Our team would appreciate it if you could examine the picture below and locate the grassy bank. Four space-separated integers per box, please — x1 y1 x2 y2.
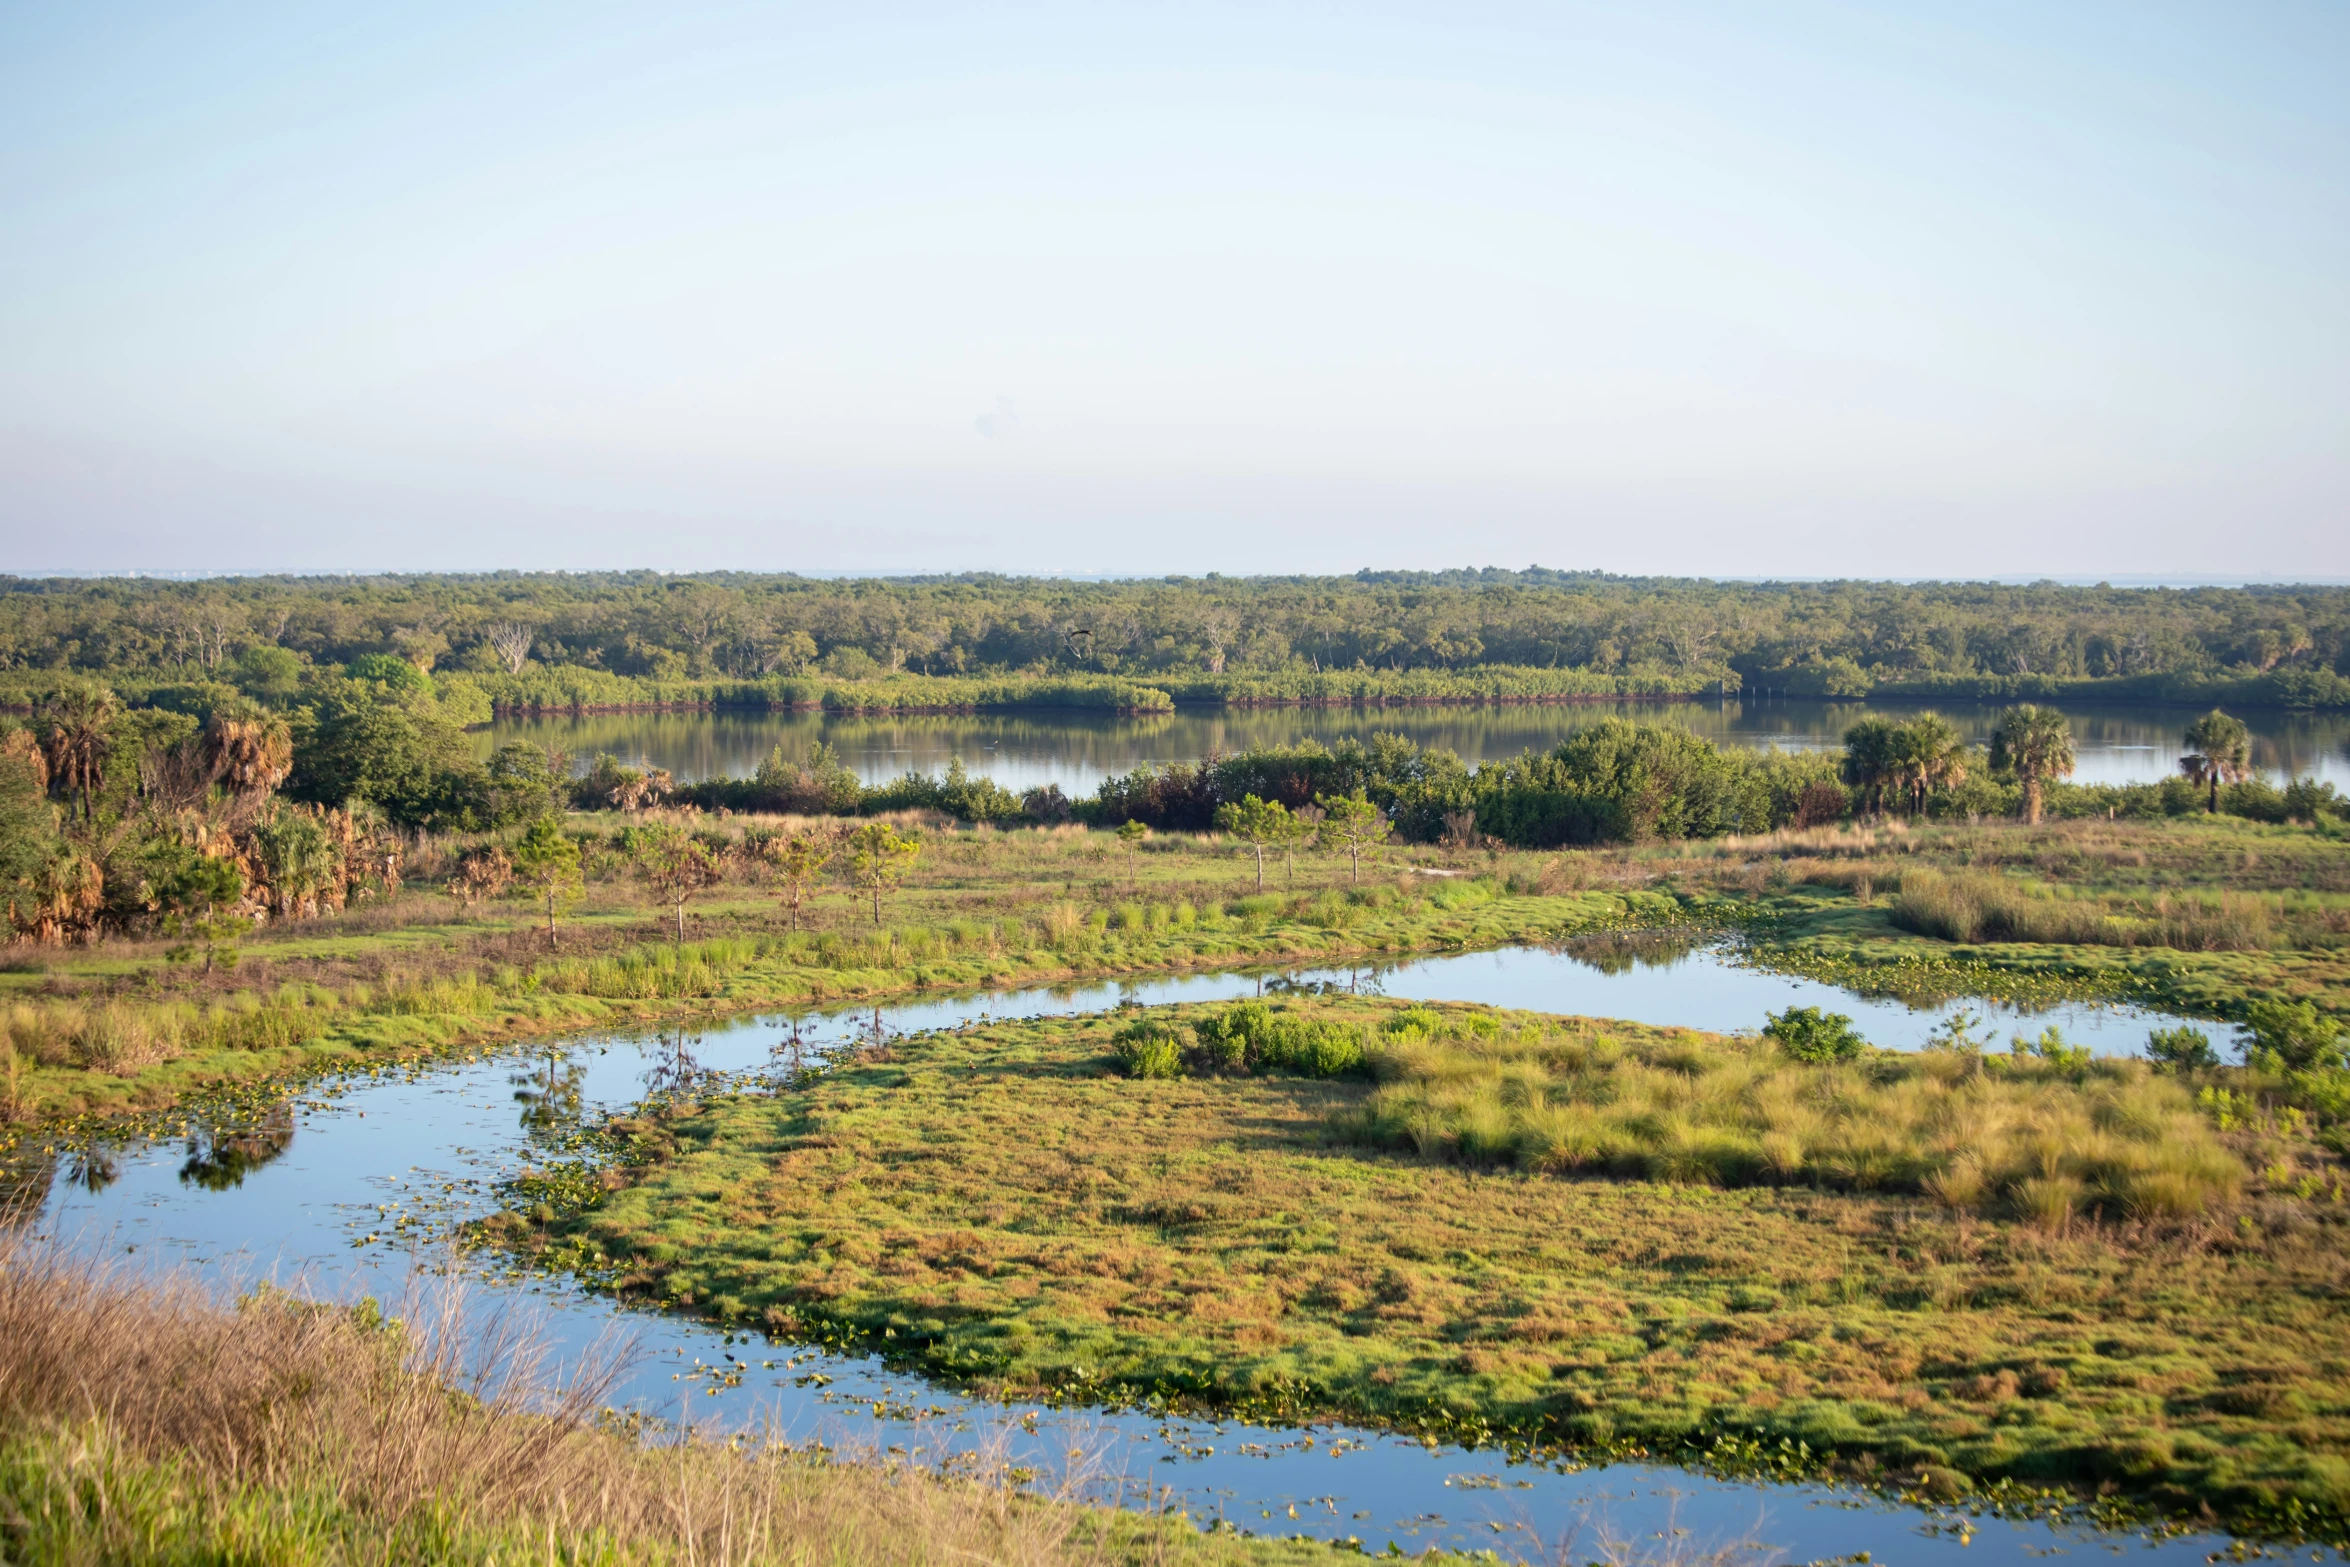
0 817 1700 1122
1569 814 2350 1026
496 998 2350 1540
0 1244 1364 1567
9 810 2344 1127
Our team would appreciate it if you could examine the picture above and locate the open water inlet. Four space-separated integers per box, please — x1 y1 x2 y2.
21 945 2255 1562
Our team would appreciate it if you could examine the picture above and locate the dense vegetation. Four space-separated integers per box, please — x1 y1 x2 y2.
7 569 2350 709
5 639 2346 956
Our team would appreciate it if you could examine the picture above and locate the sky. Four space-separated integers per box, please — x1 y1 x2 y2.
1 2 2344 580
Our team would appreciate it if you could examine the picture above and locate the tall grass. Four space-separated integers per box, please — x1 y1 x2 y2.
0 1244 1250 1567
1333 1011 2244 1224
1891 866 2273 952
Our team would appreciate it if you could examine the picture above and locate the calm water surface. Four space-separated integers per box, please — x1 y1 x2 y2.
476 697 2350 795
23 947 2241 1562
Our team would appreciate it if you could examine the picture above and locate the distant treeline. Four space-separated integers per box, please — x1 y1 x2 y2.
6 569 2350 709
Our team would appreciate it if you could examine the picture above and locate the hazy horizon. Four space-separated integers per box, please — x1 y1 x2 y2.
4 3 2344 578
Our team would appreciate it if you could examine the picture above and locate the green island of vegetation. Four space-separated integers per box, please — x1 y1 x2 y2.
483 993 2349 1538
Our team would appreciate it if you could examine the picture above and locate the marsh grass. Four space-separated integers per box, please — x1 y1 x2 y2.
0 1243 1322 1567
3 836 1659 1119
1336 1010 2244 1221
1890 867 2275 953
531 1001 2350 1532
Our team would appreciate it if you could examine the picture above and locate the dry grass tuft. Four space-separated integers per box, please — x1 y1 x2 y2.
0 1243 1244 1567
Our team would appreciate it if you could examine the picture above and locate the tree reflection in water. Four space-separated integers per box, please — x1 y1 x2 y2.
510 1048 588 1142
1551 929 1706 975
644 1030 708 1098
67 1145 119 1195
179 1104 295 1191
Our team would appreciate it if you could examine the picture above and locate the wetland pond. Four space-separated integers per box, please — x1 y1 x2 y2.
476 695 2350 795
23 944 2247 1562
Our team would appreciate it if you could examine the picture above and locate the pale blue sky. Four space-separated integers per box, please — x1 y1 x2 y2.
2 2 2343 577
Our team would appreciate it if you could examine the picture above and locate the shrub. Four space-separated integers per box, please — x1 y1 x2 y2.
1762 1006 1867 1063
2237 1000 2345 1072
2011 1025 2092 1071
2145 1026 2219 1073
1111 1018 1187 1079
1193 1001 1366 1078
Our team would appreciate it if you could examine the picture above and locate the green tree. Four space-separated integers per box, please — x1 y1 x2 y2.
248 808 340 920
1315 792 1391 881
632 823 725 943
2180 709 2253 814
0 730 54 894
484 743 567 827
1214 794 1292 892
1989 705 2075 826
155 850 248 974
847 821 920 925
511 816 583 948
287 678 481 827
760 827 838 931
37 685 118 824
229 644 305 706
1114 818 1150 887
1891 713 1967 817
1839 717 1899 817
2144 1026 2218 1073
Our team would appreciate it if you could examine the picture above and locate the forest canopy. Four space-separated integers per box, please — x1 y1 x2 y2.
4 570 2349 703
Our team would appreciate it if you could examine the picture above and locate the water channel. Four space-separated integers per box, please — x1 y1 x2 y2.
475 696 2350 796
21 944 2249 1563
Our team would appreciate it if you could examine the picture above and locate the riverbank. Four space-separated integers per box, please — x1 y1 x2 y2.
0 872 1702 1123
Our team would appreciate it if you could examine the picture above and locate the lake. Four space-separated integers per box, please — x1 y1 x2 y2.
473 696 2350 795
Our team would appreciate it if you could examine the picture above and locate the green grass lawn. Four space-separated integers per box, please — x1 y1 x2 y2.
504 998 2350 1538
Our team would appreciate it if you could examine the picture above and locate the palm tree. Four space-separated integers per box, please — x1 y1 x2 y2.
1989 705 2075 826
1893 714 1966 817
249 808 341 920
1839 718 1899 816
203 713 294 799
2179 709 2252 813
37 686 118 824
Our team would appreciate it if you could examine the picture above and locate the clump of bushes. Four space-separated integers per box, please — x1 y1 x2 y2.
2145 1026 2220 1073
1761 1005 1866 1063
1110 1001 1366 1081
